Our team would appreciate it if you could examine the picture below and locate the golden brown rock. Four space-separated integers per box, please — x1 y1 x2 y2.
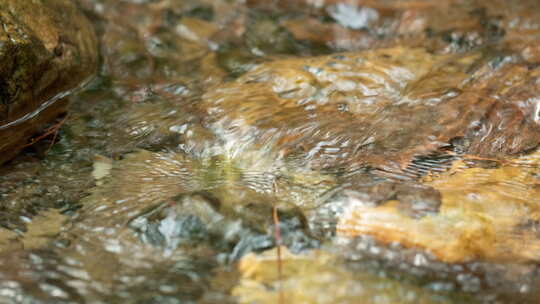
337 151 540 263
200 46 540 177
232 247 462 303
0 0 98 164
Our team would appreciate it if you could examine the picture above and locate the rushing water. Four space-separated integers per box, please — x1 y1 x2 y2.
1 0 540 303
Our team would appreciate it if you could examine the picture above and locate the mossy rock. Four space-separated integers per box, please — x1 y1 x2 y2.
0 0 98 164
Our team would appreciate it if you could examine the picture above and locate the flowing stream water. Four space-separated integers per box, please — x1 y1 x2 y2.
1 0 540 303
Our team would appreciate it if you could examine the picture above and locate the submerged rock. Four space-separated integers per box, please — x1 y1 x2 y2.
231 247 472 303
0 0 98 164
6 45 534 301
340 150 540 263
3 0 540 302
199 46 540 177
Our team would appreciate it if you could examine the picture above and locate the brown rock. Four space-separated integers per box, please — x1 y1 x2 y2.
0 0 98 164
199 47 540 178
337 151 540 263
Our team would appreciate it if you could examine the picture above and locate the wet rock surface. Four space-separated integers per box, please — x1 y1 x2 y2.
200 47 540 175
0 0 98 164
232 247 474 303
1 0 540 303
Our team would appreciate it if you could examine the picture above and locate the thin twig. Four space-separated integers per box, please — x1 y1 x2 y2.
21 115 68 152
272 202 285 304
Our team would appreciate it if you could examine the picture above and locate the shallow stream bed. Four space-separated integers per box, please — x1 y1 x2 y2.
1 0 540 303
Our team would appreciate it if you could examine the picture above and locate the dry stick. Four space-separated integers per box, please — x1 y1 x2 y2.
272 202 285 304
